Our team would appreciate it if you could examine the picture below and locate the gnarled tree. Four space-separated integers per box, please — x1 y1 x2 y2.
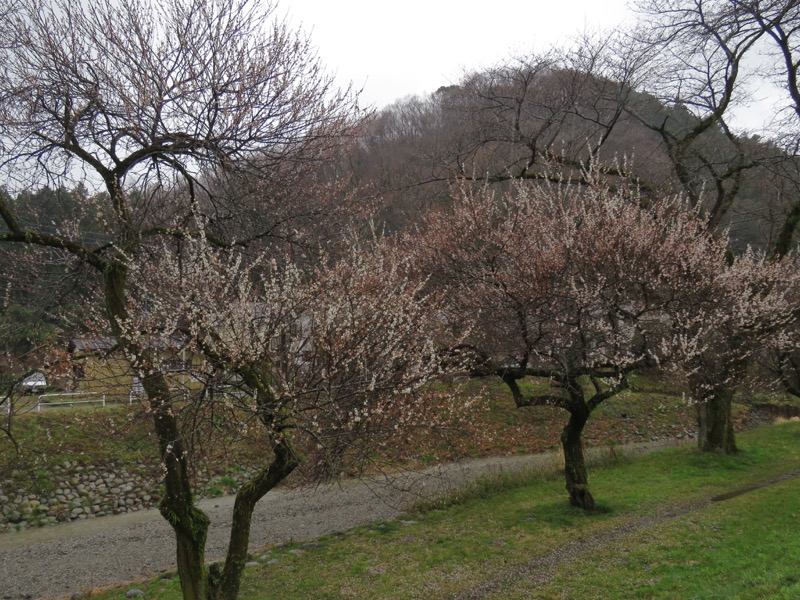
417 168 734 509
0 0 369 597
115 228 460 599
678 249 800 452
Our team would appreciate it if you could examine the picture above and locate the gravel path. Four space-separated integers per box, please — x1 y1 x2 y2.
0 440 684 600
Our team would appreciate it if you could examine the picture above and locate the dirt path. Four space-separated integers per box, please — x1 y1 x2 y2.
454 469 800 600
0 440 684 600
453 498 710 600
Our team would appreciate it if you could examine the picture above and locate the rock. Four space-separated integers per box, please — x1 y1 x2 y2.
245 561 259 568
70 592 85 600
125 589 145 598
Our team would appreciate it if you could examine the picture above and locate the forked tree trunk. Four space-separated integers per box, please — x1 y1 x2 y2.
561 404 595 510
696 387 737 454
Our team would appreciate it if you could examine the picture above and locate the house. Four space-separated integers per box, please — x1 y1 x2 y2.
67 335 203 398
19 371 47 394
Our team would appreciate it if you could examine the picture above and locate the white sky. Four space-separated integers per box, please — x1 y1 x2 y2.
282 0 784 133
283 0 634 109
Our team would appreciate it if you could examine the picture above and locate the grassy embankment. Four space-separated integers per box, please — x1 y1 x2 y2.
2 371 698 476
84 420 800 599
1 370 793 495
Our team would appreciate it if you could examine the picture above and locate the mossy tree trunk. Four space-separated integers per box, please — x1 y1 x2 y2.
690 358 742 455
501 370 629 512
147 371 211 600
696 386 738 454
104 262 212 599
211 440 299 600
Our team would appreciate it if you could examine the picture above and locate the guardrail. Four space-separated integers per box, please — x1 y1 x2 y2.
35 392 107 411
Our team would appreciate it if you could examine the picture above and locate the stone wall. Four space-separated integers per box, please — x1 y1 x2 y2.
0 460 260 533
0 460 161 532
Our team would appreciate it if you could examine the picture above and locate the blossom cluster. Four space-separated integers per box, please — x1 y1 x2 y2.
416 167 800 404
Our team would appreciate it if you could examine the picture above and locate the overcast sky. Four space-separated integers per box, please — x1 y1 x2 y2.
281 0 785 133
283 0 634 109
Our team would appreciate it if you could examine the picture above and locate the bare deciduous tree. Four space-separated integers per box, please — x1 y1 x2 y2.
0 0 392 597
628 0 769 229
625 0 800 451
351 35 649 231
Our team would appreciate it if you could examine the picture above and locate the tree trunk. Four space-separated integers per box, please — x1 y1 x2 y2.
213 441 299 600
173 507 211 600
561 404 595 510
696 386 737 453
145 371 212 600
103 262 212 599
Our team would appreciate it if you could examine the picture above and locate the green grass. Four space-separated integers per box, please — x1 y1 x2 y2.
516 475 800 599
86 421 800 599
1 406 156 466
1 371 694 488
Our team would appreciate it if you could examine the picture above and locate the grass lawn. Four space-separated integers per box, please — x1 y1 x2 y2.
523 476 800 599
89 421 800 599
